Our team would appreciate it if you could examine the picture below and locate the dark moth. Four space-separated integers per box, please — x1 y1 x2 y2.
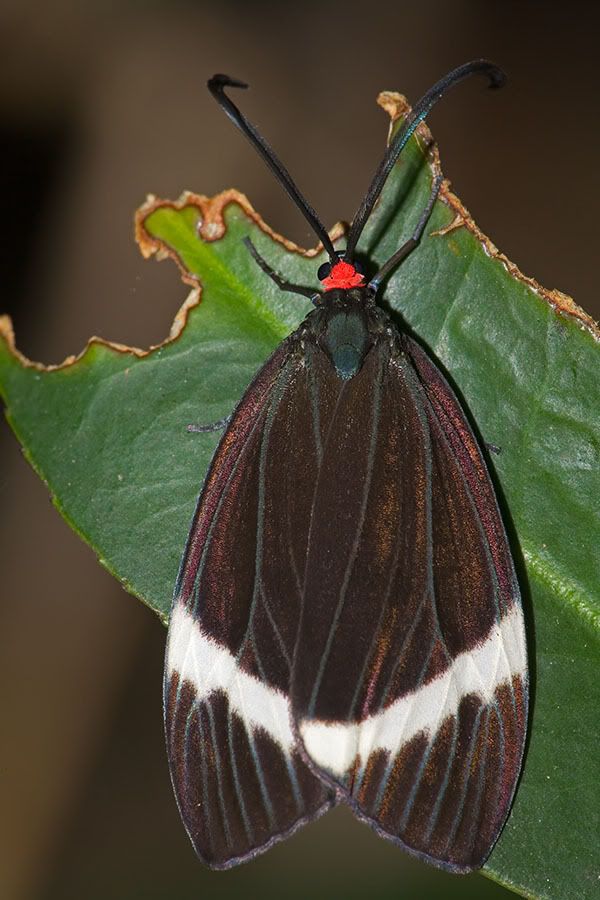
164 61 528 873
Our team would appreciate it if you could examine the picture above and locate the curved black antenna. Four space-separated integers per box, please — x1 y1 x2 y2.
208 74 338 262
344 59 506 261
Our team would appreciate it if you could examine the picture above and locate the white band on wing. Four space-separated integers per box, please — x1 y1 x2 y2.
167 602 296 755
299 604 527 777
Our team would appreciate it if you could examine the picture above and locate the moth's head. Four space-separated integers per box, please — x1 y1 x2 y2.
318 256 366 292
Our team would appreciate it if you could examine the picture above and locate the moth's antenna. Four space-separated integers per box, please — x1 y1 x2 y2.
208 74 339 263
344 60 506 261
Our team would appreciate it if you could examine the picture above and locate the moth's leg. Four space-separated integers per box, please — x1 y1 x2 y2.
244 238 320 304
187 416 231 434
369 174 444 292
486 441 502 455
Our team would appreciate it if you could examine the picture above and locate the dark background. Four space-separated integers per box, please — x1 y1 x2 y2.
1 3 598 898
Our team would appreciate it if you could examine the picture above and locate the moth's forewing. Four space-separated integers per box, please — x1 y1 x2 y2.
164 292 527 873
291 320 528 873
164 337 334 869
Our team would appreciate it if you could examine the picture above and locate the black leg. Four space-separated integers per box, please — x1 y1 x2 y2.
368 174 444 292
244 238 320 304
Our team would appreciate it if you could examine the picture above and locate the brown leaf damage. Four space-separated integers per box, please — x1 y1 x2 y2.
0 90 597 379
378 91 599 341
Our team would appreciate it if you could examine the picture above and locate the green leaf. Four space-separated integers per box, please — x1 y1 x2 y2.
1 92 598 898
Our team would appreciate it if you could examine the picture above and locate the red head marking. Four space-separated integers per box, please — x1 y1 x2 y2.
321 260 366 291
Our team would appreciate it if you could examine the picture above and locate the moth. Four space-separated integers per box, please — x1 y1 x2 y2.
164 60 528 873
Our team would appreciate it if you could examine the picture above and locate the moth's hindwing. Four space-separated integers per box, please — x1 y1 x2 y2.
291 328 528 873
164 338 335 869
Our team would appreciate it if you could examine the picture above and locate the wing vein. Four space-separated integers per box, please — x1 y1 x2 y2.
206 696 233 848
226 704 254 844
307 354 385 717
440 705 485 854
398 669 458 830
260 584 292 671
422 711 460 842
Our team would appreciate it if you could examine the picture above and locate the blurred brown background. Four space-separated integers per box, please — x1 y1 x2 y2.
1 2 598 899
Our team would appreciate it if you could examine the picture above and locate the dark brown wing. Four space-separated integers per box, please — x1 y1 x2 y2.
291 334 528 872
164 339 335 869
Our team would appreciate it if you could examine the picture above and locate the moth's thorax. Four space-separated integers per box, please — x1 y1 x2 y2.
303 288 392 380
